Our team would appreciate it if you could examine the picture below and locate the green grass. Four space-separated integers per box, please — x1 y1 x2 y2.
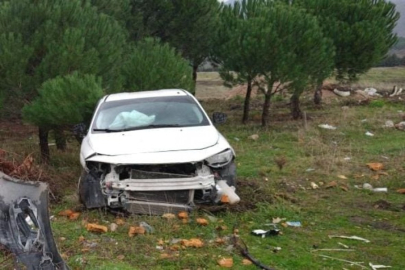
1 70 405 269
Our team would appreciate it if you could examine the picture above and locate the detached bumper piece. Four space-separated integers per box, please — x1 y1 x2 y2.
0 172 69 270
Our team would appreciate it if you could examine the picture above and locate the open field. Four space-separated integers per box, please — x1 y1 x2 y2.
1 68 405 269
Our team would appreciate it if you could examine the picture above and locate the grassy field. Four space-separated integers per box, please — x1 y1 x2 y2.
1 68 405 269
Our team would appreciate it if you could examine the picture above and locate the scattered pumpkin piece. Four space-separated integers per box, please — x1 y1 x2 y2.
181 238 204 248
221 195 230 203
218 257 233 268
397 188 405 194
196 218 209 226
325 181 337 189
86 223 108 233
128 226 145 237
242 259 253 265
215 238 225 245
115 218 125 225
177 211 188 219
69 212 80 220
366 163 384 171
162 213 176 220
58 209 73 217
170 244 181 251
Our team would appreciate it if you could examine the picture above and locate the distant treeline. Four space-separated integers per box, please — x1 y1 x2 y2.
377 37 405 67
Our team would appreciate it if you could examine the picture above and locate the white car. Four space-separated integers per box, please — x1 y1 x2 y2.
79 89 239 215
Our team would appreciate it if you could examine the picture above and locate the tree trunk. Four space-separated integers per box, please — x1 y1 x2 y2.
290 94 302 120
39 127 50 163
242 79 253 124
261 93 272 127
314 83 323 105
54 127 67 151
192 63 198 83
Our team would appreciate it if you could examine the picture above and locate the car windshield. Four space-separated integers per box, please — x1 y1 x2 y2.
91 95 210 132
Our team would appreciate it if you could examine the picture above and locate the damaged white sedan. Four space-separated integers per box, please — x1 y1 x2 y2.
79 89 239 215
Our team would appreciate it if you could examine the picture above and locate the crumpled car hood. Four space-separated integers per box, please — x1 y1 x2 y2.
87 126 219 156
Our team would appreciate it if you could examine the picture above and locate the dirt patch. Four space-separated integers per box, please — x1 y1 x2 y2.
373 199 393 210
350 215 405 233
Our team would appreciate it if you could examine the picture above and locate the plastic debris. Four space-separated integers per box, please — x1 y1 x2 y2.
373 187 387 193
365 131 374 136
369 262 392 270
286 221 302 227
328 235 370 243
338 242 350 249
363 183 373 190
251 229 280 238
140 221 154 233
318 124 337 130
364 88 380 96
383 120 394 128
310 182 319 189
109 223 118 232
337 175 348 180
333 89 351 97
317 254 366 269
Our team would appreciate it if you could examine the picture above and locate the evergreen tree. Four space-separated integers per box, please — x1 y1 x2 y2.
123 38 194 93
0 0 128 161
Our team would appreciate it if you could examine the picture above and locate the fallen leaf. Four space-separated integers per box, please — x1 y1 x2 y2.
233 228 239 234
215 238 226 245
218 257 233 268
196 218 209 226
160 253 171 259
68 212 80 220
117 255 125 260
181 218 189 224
397 188 405 194
78 236 85 242
242 259 253 265
177 211 188 219
377 171 389 176
115 218 125 225
340 185 349 192
59 237 66 241
157 239 164 245
366 163 384 171
86 223 108 233
181 238 204 248
58 209 73 217
128 226 145 237
162 213 176 220
170 244 181 251
272 217 285 224
337 175 348 180
325 181 337 189
216 225 227 231
281 222 288 228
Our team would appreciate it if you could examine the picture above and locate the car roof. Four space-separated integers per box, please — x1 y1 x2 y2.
104 89 190 102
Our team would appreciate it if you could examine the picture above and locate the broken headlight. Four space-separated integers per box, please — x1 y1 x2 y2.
205 149 233 168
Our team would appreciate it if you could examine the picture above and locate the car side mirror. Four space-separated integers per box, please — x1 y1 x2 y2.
212 112 227 125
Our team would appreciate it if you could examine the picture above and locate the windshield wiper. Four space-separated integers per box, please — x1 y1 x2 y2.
93 124 182 133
